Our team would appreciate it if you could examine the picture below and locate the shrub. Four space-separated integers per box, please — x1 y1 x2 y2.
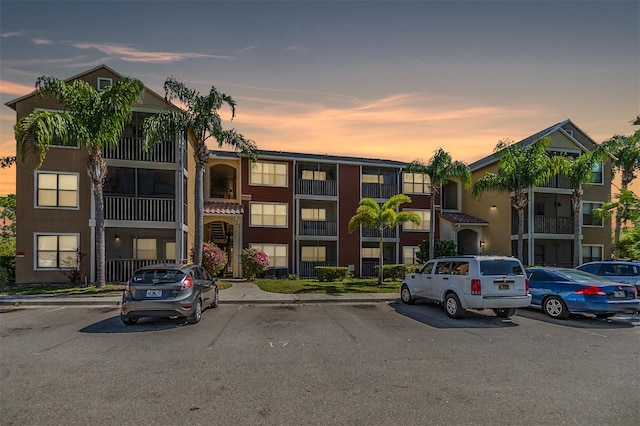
241 247 269 280
194 242 228 277
0 266 9 286
374 264 416 281
315 266 350 282
416 240 459 263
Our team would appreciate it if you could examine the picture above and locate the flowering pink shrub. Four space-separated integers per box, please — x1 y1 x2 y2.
240 247 269 280
192 242 228 277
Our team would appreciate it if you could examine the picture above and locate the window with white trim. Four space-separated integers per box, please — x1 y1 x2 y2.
301 208 326 221
362 247 380 258
133 238 157 260
582 245 603 263
97 77 112 91
403 246 420 265
403 172 430 194
250 203 288 227
36 172 79 208
250 244 288 267
582 202 603 227
250 161 288 187
301 246 326 262
301 170 326 180
36 234 79 269
591 161 603 184
403 210 430 231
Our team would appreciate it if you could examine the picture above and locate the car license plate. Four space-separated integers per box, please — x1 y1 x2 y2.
498 284 509 290
146 289 162 297
613 290 625 298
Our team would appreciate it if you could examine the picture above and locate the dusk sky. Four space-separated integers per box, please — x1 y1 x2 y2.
1 0 638 197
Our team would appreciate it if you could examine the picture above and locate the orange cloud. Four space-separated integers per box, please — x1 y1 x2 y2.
72 43 232 63
0 80 35 96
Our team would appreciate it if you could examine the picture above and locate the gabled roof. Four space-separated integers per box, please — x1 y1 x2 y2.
468 119 597 171
439 211 489 226
5 64 168 110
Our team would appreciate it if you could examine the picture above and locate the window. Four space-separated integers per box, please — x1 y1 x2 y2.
36 234 79 269
301 208 326 221
362 247 380 258
250 203 288 227
302 170 326 180
250 161 287 187
582 245 603 263
403 210 430 231
403 172 430 194
564 129 574 137
362 174 383 184
250 244 288 267
301 246 326 262
403 246 420 265
133 238 157 260
583 202 603 226
165 241 176 260
591 162 603 184
97 77 112 91
36 172 79 208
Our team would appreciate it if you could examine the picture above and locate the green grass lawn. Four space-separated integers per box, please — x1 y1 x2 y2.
251 277 401 294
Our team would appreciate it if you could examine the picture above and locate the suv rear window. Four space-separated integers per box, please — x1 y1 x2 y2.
480 260 523 276
131 269 185 284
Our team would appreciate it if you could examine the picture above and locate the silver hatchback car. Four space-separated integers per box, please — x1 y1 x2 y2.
120 263 219 325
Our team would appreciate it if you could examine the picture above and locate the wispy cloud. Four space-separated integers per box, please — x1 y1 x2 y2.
0 80 36 96
32 38 53 45
239 45 258 53
72 42 233 63
284 45 312 52
1 31 26 38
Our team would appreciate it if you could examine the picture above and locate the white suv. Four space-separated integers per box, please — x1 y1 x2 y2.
400 255 531 319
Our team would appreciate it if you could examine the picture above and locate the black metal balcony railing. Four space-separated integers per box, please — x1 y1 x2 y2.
299 220 337 236
105 196 175 222
362 183 398 199
511 216 574 235
106 258 180 283
297 179 337 196
299 261 337 277
103 137 176 163
362 227 397 238
539 174 572 189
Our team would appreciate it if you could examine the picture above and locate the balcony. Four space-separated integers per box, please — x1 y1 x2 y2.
103 137 176 163
362 183 398 199
299 261 337 278
512 216 574 235
362 227 397 238
299 220 337 236
106 258 178 283
539 174 572 189
297 179 337 197
105 196 175 222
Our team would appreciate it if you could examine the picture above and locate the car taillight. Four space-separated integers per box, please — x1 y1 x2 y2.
124 280 131 295
574 286 606 296
181 275 194 291
525 278 529 293
471 279 481 295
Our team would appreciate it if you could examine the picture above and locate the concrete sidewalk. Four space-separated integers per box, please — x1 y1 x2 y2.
0 280 399 307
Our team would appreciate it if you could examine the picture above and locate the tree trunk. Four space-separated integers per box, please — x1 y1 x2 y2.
87 150 107 288
378 228 384 285
429 190 436 260
613 215 621 259
193 161 204 265
572 191 581 267
517 207 525 264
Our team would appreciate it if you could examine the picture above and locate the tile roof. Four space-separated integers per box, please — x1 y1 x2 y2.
203 202 244 215
439 211 489 225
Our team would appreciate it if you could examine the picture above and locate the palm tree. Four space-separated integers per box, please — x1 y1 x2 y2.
348 194 421 285
143 78 258 265
472 137 559 263
555 144 611 267
407 149 471 260
15 76 144 288
604 118 640 258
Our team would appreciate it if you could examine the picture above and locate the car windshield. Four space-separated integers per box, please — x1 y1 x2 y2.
553 269 608 283
131 269 185 284
480 260 523 276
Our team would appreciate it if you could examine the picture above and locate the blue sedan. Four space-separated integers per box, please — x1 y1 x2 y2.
526 267 640 319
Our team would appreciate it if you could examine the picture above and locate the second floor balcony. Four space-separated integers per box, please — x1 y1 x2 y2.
362 227 397 239
299 220 337 236
103 137 176 163
297 179 337 197
105 196 175 222
362 183 398 199
512 215 574 235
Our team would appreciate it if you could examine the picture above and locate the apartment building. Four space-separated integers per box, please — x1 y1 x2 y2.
6 65 195 284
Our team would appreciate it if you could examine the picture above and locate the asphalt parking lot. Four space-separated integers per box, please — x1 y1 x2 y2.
1 302 639 425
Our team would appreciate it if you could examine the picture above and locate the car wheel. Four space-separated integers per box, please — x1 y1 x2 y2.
121 316 138 325
187 299 202 324
210 288 219 309
543 296 569 319
400 285 415 304
595 313 615 318
493 308 516 318
444 293 465 319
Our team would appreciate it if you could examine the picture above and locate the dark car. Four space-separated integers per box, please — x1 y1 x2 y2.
576 260 640 294
526 267 639 319
120 263 219 325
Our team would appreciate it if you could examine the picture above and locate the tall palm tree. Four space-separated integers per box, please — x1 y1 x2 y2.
348 194 421 285
15 76 145 288
555 144 611 267
143 78 258 265
472 137 558 263
407 149 471 260
605 118 640 258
